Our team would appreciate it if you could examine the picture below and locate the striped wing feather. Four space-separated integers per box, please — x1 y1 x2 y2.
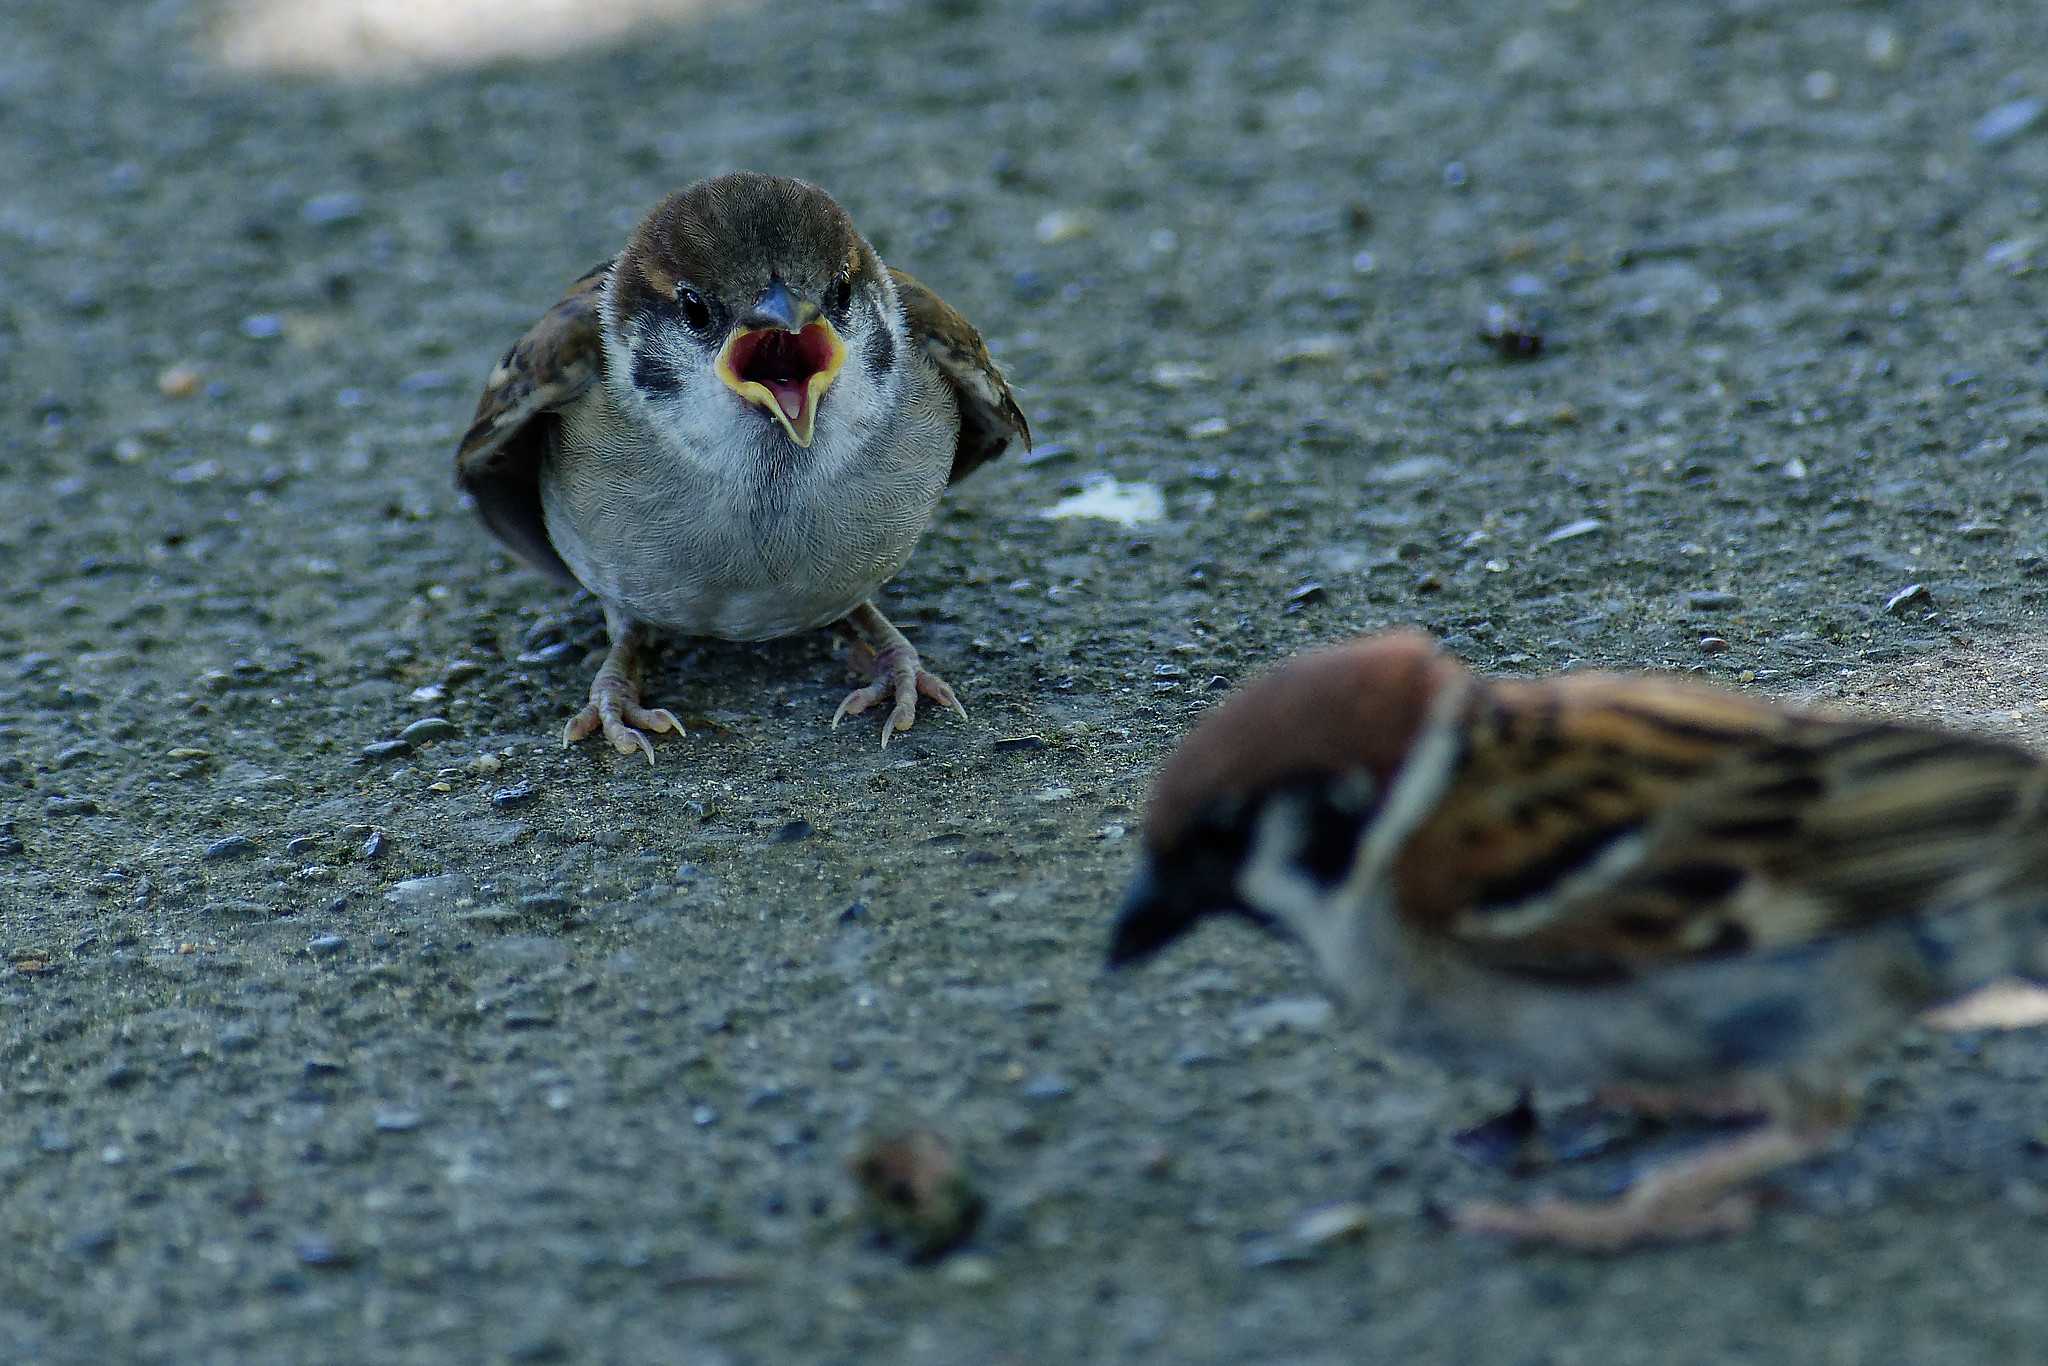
452 260 612 586
888 268 1030 483
1400 675 2043 982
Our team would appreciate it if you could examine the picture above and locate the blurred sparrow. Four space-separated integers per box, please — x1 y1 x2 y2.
456 172 1029 759
1111 630 2048 1250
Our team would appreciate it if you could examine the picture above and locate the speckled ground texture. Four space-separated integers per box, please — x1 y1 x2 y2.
7 0 2048 1361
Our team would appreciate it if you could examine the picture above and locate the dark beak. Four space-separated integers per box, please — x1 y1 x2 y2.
1107 857 1198 969
739 279 807 333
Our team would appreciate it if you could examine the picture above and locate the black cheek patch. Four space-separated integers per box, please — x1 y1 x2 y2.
864 318 896 383
630 344 682 394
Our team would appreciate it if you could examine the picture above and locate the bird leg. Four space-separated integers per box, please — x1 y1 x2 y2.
830 601 966 747
561 615 683 763
1452 1081 1854 1252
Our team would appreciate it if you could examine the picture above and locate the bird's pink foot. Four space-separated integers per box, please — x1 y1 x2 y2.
832 638 967 748
1449 1116 1832 1252
562 672 682 764
1451 1187 1758 1252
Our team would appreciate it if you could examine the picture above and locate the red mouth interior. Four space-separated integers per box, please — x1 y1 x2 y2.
728 324 836 422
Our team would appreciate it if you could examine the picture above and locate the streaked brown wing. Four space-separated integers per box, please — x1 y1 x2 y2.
453 260 611 586
1405 675 2043 982
888 267 1030 482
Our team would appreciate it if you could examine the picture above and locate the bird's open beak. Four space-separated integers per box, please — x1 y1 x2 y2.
714 280 846 449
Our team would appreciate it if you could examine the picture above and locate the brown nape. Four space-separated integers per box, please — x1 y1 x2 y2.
1143 630 1471 853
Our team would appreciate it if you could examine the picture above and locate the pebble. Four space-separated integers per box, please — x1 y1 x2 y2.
156 364 204 398
992 735 1047 752
293 1235 354 1268
1274 334 1345 367
1019 1074 1073 1102
240 313 284 340
362 830 387 860
1477 303 1544 359
301 191 366 226
1699 636 1731 655
399 717 456 744
384 875 465 907
373 1107 423 1133
306 934 348 957
1884 582 1931 615
1291 1201 1372 1247
1685 590 1740 611
1542 518 1605 544
361 739 412 762
1231 996 1334 1040
491 784 540 810
772 818 814 843
203 834 257 862
47 797 100 817
940 1254 999 1288
1284 581 1327 609
1973 98 2043 148
165 747 212 761
1034 208 1094 244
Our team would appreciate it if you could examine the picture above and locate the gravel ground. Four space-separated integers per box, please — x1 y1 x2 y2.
6 1 2048 1362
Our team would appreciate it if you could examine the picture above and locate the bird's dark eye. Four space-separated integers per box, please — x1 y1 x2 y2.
825 273 853 319
676 286 713 334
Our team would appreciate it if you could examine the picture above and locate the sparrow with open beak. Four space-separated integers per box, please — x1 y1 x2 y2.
1111 630 2048 1251
456 173 1029 759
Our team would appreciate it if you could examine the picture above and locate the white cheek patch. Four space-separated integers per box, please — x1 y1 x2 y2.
1236 799 1331 930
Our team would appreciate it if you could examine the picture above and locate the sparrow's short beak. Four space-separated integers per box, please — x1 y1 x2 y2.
1107 857 1197 969
714 280 847 449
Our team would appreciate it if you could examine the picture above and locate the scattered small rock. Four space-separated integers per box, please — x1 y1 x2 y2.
991 735 1047 753
772 818 813 844
1973 98 2043 148
301 191 366 226
360 739 411 762
47 797 100 817
203 834 258 862
156 364 204 398
1884 582 1932 615
1542 518 1605 544
1477 303 1544 358
1019 1074 1073 1102
306 934 347 957
373 1107 423 1133
490 784 540 810
1685 590 1740 611
849 1126 985 1264
398 717 456 745
1284 581 1327 609
384 875 464 906
293 1234 355 1268
1698 636 1731 655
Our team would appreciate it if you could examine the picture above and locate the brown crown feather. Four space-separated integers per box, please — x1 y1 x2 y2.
610 172 880 324
1143 630 1470 854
